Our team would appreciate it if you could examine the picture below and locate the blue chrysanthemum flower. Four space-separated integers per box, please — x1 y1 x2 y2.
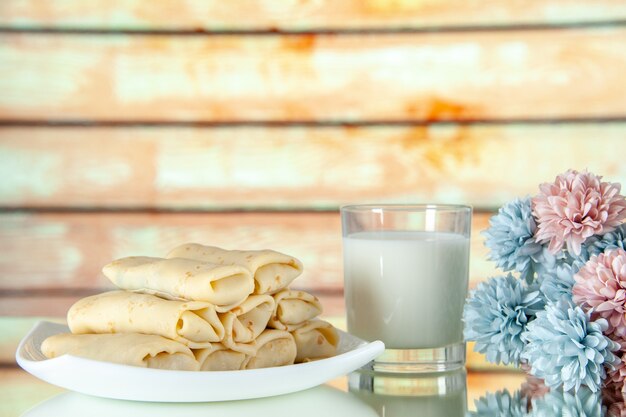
483 198 544 282
538 259 584 303
464 274 544 366
521 298 620 393
533 245 573 276
531 247 558 274
469 389 528 417
581 223 626 262
529 386 604 417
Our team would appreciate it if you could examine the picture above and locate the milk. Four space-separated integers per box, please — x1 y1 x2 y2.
343 231 470 349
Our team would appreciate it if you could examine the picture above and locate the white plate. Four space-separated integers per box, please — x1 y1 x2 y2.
16 321 384 402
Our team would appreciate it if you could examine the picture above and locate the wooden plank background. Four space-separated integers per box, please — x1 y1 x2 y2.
1 125 625 210
1 1 624 373
1 0 625 30
2 29 626 122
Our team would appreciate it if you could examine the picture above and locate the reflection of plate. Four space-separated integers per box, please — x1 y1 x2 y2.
22 386 378 417
16 321 384 402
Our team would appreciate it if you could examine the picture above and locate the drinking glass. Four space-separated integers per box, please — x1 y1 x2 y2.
341 204 472 373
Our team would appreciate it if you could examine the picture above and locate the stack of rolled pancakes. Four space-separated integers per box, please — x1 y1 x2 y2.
42 243 339 371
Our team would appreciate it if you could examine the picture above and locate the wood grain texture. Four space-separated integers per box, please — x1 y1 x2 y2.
1 124 625 210
0 296 99 317
1 0 625 31
0 212 497 291
1 30 625 122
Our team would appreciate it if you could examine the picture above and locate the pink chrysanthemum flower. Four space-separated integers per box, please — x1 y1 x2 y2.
609 402 626 417
605 381 626 416
607 350 626 391
573 249 626 338
532 170 626 256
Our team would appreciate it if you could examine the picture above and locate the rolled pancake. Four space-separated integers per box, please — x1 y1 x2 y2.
243 330 297 370
268 290 323 331
219 295 274 354
194 343 248 371
41 333 199 371
102 256 254 310
167 243 303 294
291 320 339 363
68 291 224 348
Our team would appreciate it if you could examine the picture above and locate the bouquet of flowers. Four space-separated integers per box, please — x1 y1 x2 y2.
464 169 626 399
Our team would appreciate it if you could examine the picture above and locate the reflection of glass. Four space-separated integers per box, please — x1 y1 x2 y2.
342 205 471 373
349 369 467 417
21 385 377 417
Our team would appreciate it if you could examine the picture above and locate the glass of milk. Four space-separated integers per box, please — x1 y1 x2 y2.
341 204 471 373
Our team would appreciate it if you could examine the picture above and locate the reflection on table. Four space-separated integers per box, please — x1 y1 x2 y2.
23 370 470 417
468 381 621 417
22 385 376 417
20 366 616 417
350 369 467 417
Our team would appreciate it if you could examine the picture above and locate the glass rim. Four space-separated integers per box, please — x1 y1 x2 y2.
340 204 472 213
